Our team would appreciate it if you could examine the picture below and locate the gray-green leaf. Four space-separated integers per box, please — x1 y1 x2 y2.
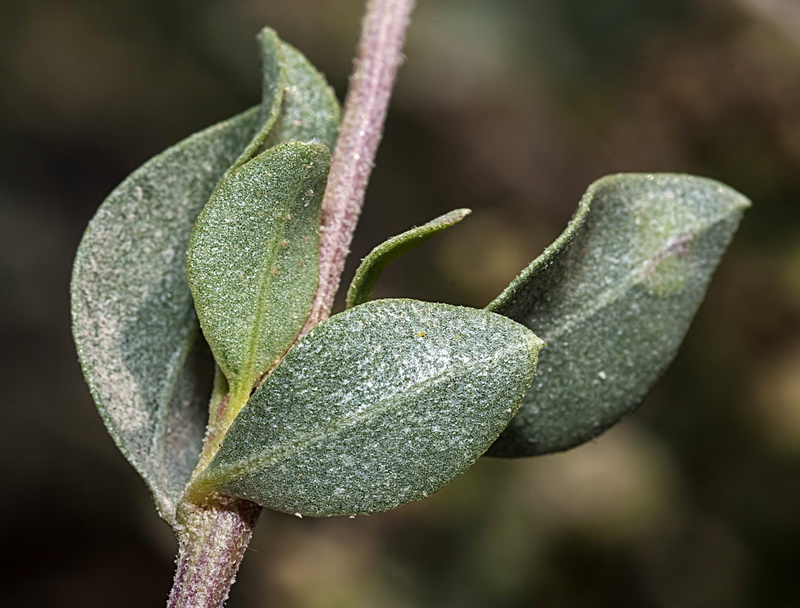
71 109 261 525
346 209 471 309
266 41 340 150
186 142 331 405
232 28 341 169
71 27 341 526
486 173 750 457
230 28 286 171
194 299 543 517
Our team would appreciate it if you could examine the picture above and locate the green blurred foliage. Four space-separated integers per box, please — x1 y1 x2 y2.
1 1 798 606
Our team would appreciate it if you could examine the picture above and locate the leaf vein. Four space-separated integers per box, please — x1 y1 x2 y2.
205 343 524 488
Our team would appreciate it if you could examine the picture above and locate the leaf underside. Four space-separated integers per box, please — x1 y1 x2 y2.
486 173 750 457
266 41 340 150
71 27 341 526
346 209 471 309
197 299 543 517
187 142 331 398
71 109 260 524
230 28 286 171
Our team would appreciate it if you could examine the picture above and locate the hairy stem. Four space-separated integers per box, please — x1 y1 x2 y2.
167 1 415 606
303 0 416 332
168 497 260 608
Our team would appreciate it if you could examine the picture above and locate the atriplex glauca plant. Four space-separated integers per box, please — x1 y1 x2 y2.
70 1 749 606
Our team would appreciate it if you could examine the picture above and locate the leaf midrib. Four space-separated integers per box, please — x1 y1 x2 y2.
149 321 202 462
203 342 527 488
523 212 735 343
237 166 313 395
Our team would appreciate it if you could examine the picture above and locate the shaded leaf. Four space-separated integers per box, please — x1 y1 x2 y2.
71 109 261 525
194 299 543 517
231 28 341 168
186 143 331 409
71 27 342 525
266 42 341 150
486 173 750 457
346 209 471 309
229 28 286 171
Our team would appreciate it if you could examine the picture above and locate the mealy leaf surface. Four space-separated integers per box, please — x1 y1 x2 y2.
266 42 340 150
186 142 331 406
71 109 260 524
71 28 341 525
486 173 750 457
196 299 543 516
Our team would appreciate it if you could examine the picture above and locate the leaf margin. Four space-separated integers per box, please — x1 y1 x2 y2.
486 172 751 457
191 298 544 516
346 208 471 309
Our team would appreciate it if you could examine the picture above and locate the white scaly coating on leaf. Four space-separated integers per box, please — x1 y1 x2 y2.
234 29 341 168
194 299 543 517
72 28 342 526
265 41 341 150
71 109 260 524
486 173 750 457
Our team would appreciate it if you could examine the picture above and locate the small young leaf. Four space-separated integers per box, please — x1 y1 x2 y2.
486 174 750 457
186 142 331 407
266 42 341 150
71 109 261 525
230 29 341 168
346 209 471 308
193 299 543 517
71 27 342 526
230 28 287 171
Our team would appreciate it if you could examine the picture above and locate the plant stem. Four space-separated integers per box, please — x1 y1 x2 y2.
166 1 415 606
168 497 261 608
303 0 416 332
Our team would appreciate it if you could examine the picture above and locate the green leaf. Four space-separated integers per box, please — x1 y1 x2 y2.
186 142 331 409
193 299 544 517
71 27 341 526
266 41 341 150
346 209 471 309
230 28 341 168
230 28 287 171
486 173 750 457
71 109 261 525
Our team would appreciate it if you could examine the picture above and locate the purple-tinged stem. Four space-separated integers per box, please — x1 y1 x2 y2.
167 497 260 608
166 1 416 607
303 0 416 332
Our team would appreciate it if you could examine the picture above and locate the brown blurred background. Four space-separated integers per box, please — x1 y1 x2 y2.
1 0 799 606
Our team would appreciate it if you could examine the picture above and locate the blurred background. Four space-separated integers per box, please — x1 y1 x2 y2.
1 0 799 606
